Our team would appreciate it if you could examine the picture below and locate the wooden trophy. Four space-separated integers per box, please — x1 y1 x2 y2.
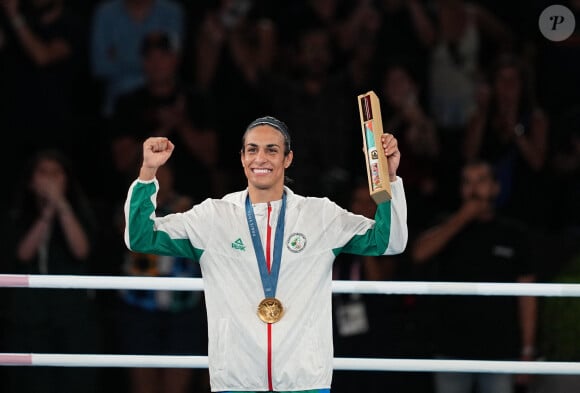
357 90 392 204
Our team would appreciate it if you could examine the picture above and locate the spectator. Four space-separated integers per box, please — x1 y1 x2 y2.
374 0 435 88
109 30 222 202
427 0 514 131
113 163 209 393
332 179 432 393
90 0 185 117
380 60 444 224
259 20 359 201
193 0 275 186
0 0 85 164
278 0 381 72
1 149 102 393
463 53 549 227
411 159 537 393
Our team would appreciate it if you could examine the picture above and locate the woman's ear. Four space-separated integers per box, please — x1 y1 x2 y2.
284 151 294 168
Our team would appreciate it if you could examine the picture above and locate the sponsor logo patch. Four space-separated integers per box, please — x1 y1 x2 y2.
232 238 246 251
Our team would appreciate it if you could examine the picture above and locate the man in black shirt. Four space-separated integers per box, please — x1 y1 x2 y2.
411 160 537 393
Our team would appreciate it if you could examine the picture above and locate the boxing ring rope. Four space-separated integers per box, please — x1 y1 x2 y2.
1 274 580 374
3 274 580 296
3 354 580 375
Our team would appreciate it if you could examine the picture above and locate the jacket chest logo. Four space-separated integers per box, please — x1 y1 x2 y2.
287 233 307 253
232 238 246 251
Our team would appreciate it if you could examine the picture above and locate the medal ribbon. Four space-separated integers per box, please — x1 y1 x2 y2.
245 192 286 299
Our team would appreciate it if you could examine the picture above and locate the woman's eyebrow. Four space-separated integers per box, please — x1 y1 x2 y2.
245 143 281 148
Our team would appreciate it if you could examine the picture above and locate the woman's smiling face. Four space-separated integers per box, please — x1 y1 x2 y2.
241 125 293 192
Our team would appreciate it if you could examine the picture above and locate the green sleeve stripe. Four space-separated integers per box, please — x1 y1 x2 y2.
339 200 392 256
128 182 204 262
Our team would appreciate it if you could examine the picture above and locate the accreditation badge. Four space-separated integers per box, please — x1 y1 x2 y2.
335 296 369 337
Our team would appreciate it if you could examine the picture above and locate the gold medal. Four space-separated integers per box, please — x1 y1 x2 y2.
257 297 284 323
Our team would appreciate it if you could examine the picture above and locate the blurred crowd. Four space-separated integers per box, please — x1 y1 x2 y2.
0 0 579 392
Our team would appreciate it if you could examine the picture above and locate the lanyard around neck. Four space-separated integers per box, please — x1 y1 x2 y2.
245 192 286 298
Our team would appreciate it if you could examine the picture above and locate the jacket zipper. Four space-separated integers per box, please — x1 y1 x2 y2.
266 202 273 391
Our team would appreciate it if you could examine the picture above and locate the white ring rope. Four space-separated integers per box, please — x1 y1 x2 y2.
0 274 579 297
2 274 579 374
1 354 580 374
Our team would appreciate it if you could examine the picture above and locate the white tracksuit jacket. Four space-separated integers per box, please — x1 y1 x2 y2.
124 178 408 392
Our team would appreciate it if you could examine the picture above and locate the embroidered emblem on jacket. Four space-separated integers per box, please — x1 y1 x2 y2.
287 233 307 253
232 238 246 251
